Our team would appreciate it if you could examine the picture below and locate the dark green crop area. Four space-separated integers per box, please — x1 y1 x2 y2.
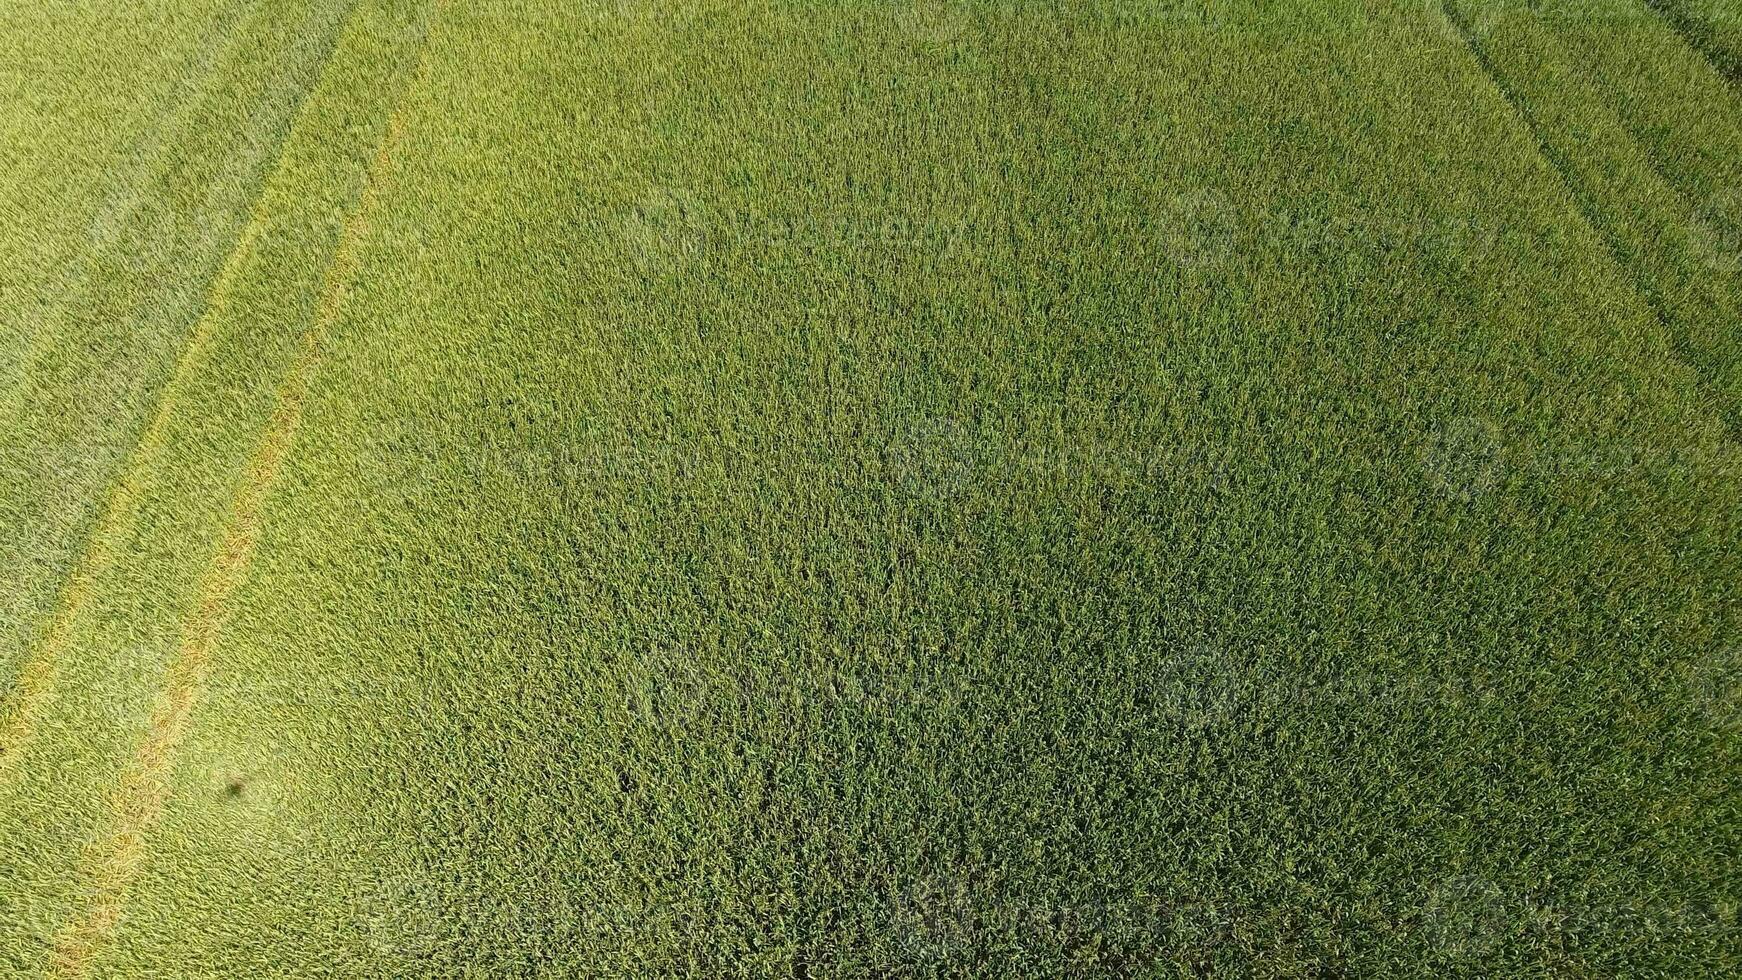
1 1 1738 977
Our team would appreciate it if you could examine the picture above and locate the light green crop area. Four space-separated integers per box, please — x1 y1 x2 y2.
1 1 1737 977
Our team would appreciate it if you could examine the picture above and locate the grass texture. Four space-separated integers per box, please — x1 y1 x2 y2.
0 1 1738 977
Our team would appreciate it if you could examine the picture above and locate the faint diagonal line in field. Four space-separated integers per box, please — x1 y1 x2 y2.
42 6 444 975
0 0 366 788
1639 0 1742 95
1439 0 1742 441
1547 27 1702 220
0 0 254 425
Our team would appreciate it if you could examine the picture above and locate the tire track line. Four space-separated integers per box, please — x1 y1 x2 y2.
1639 0 1742 95
0 0 365 789
0 0 254 425
43 8 443 975
1439 0 1742 440
0 216 266 790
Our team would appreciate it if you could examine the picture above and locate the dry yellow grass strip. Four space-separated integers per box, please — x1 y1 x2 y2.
41 25 437 979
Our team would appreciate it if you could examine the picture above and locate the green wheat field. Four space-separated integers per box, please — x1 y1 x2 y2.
1 0 1739 976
